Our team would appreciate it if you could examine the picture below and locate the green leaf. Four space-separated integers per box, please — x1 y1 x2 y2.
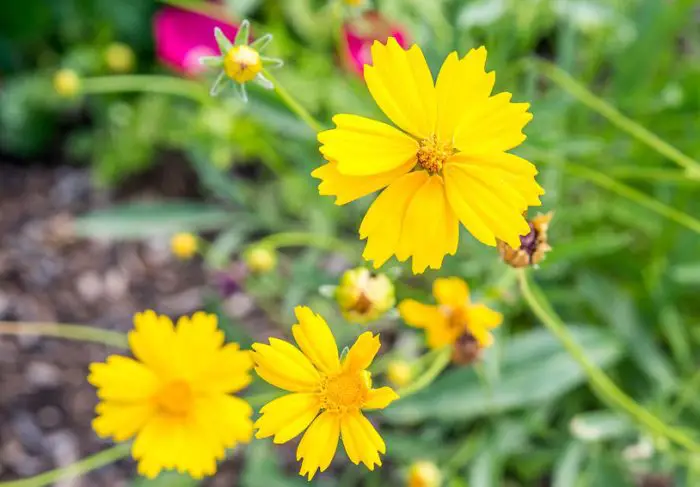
569 411 634 443
234 19 251 46
385 325 623 424
131 472 199 487
214 26 233 55
74 201 233 240
241 440 307 487
552 441 587 487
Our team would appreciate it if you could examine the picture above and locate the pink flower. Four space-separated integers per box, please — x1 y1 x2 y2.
154 6 238 75
341 12 409 76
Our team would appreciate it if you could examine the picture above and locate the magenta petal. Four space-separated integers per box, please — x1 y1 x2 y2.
154 6 239 75
341 11 410 76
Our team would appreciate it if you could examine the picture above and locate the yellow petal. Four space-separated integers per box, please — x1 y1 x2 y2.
364 387 399 410
194 343 253 394
255 393 321 444
364 38 436 139
469 324 495 348
297 412 341 480
129 310 177 375
93 401 154 441
433 277 470 307
194 394 254 449
318 114 418 176
393 175 459 273
340 411 385 470
311 160 414 205
253 339 321 392
453 92 532 154
360 171 429 269
291 306 340 374
344 332 381 372
468 303 503 330
397 300 444 329
425 324 460 349
444 161 530 248
88 356 160 401
174 312 225 379
435 47 495 142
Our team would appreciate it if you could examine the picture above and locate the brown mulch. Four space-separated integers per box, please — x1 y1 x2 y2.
0 161 244 486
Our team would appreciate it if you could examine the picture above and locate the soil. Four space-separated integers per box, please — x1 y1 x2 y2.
0 160 244 486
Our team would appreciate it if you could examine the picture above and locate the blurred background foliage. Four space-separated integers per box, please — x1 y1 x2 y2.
1 0 700 486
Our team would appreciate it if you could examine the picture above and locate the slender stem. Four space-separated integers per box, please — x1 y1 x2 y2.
253 231 356 258
528 148 700 235
262 69 324 133
517 269 700 453
669 368 700 421
81 75 209 103
606 167 700 184
0 444 130 487
0 322 128 348
397 347 451 398
532 59 700 176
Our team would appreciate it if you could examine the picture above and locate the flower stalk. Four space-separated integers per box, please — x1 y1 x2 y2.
0 321 128 348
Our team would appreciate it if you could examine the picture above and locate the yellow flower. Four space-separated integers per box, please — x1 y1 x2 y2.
224 45 263 83
105 42 135 73
244 246 277 273
398 277 502 350
170 233 198 260
386 360 412 388
312 39 543 273
53 69 81 97
88 311 254 479
253 306 399 480
335 267 395 324
408 461 442 487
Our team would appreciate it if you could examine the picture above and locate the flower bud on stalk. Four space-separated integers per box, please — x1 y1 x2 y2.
497 212 553 268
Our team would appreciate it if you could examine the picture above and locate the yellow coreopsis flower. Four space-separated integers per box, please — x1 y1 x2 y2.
312 39 543 273
88 311 254 479
398 277 502 351
253 306 399 480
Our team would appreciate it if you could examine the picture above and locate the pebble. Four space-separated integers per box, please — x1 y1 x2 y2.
12 413 45 454
26 362 62 390
37 406 63 429
75 271 104 303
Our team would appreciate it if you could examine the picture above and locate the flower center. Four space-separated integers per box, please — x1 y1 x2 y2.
154 380 194 416
224 45 262 83
416 135 452 174
444 305 469 332
320 371 370 413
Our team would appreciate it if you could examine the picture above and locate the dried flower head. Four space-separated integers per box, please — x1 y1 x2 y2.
335 268 395 324
199 20 283 102
497 212 553 268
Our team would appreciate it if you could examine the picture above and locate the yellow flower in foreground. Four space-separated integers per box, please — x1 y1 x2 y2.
312 38 543 273
170 232 198 260
398 277 502 351
88 311 254 479
253 306 399 480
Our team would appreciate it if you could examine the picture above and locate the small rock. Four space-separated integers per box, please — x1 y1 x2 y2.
37 406 63 429
12 413 45 454
46 430 82 487
26 361 62 390
223 293 255 318
103 269 128 301
76 271 104 303
1 438 43 476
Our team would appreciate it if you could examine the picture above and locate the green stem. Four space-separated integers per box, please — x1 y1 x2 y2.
532 59 700 176
253 231 356 258
0 322 128 348
397 347 451 398
0 445 130 487
528 148 700 235
262 69 324 133
517 269 700 453
669 369 700 421
81 75 209 103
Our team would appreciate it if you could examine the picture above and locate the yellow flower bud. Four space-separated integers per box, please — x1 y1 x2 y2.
53 69 81 98
344 0 364 6
335 268 395 324
223 45 262 83
387 360 412 388
105 42 135 73
170 233 198 260
408 461 442 487
245 246 277 273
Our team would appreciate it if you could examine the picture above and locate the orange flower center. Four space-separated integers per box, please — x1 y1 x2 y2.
446 305 469 332
224 45 262 83
154 380 194 416
416 135 452 174
320 371 369 413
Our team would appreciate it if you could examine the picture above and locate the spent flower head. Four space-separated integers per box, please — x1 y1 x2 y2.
497 212 553 268
335 267 395 324
88 311 254 478
253 306 399 480
199 20 283 102
398 277 502 361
